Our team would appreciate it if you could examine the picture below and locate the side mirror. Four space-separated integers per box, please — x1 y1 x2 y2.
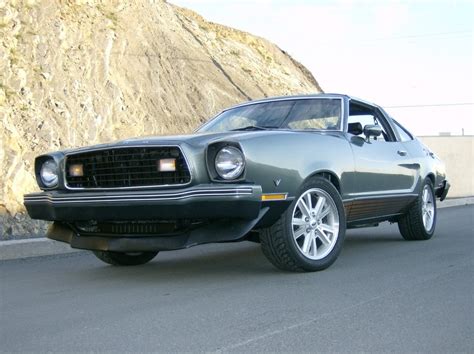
363 124 382 142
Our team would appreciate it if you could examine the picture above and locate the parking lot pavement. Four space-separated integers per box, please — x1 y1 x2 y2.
1 205 473 352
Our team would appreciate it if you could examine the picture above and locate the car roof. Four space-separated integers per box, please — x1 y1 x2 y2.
225 93 381 111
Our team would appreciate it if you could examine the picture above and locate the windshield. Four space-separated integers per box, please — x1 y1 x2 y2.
198 98 342 133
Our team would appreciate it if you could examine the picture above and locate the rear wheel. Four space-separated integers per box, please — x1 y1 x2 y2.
398 178 437 240
93 251 158 266
260 177 346 272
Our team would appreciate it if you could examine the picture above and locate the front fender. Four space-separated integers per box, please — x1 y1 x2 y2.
240 132 354 198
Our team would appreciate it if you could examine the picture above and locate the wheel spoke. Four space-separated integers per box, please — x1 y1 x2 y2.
422 189 428 203
313 196 326 218
319 205 331 219
319 223 336 235
316 228 331 245
293 227 306 240
310 237 318 257
292 217 306 226
302 233 312 254
426 209 434 226
298 199 311 218
305 193 313 210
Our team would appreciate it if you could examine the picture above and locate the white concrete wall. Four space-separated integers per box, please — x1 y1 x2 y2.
419 136 474 198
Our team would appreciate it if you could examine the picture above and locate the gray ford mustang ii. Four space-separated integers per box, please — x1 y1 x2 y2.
24 94 450 271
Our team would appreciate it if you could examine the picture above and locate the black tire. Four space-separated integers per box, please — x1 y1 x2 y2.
260 177 346 272
93 251 158 266
398 178 437 240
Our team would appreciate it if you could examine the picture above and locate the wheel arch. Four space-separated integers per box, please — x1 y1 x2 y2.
426 172 435 185
306 170 341 193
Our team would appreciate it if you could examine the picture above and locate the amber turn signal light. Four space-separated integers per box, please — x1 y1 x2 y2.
261 193 287 201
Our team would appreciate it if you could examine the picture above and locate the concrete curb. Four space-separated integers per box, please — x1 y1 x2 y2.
0 238 82 261
1 197 473 261
437 196 474 209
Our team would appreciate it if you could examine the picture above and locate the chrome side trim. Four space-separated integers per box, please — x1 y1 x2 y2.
24 187 254 205
342 193 418 203
63 145 193 191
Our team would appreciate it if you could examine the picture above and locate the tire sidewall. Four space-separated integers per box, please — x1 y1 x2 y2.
94 251 158 266
282 177 346 270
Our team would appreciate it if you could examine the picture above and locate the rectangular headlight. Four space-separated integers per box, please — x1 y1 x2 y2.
159 158 176 172
68 163 84 177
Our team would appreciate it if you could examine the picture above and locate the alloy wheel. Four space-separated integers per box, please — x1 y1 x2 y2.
422 185 435 232
291 188 340 260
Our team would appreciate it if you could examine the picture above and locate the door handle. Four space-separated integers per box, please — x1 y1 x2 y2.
397 150 407 156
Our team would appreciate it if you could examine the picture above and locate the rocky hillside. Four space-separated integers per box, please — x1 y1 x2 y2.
0 0 322 239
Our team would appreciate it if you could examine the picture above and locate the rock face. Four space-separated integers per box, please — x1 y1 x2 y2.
0 0 322 239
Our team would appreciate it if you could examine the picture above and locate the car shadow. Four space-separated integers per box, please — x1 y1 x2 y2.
341 227 406 257
35 226 409 288
69 242 285 285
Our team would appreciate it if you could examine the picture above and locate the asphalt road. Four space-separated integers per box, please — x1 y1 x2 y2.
1 205 473 353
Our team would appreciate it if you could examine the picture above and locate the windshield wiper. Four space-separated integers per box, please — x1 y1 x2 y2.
230 125 278 131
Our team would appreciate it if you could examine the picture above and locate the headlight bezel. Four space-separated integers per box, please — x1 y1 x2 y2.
35 156 61 189
207 143 246 182
214 146 246 180
40 159 59 188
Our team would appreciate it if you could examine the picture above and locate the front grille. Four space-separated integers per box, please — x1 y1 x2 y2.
102 221 176 235
73 220 204 236
76 221 179 235
65 146 191 189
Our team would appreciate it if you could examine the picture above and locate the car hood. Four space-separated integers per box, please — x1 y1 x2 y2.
60 130 342 154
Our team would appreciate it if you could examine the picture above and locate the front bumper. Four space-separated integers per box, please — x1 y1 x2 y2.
24 184 263 221
46 209 268 252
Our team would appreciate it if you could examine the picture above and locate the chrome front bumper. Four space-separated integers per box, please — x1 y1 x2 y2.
24 184 263 221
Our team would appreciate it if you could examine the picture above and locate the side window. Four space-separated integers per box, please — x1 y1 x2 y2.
347 114 377 140
348 103 394 142
284 99 341 130
393 120 413 142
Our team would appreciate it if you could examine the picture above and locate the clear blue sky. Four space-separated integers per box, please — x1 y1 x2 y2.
170 0 473 136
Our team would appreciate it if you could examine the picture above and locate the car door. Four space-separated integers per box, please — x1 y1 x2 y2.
348 103 419 217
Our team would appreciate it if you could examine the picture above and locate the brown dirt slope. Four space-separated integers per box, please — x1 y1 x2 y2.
0 0 321 238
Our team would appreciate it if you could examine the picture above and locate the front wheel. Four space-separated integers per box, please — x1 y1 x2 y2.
398 178 437 240
260 177 346 272
93 251 159 266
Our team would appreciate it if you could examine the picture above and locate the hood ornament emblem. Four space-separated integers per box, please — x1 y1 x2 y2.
274 178 281 187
